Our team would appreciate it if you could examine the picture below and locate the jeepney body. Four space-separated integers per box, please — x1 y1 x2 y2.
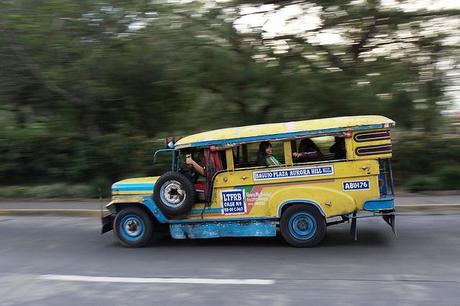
103 115 395 243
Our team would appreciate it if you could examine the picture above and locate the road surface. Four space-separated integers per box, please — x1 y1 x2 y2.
1 214 459 305
0 194 459 210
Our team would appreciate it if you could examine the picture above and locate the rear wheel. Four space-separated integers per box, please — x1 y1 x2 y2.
114 207 153 248
280 205 326 247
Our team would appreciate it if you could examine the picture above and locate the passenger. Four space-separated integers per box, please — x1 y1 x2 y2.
293 138 323 162
256 141 281 166
329 137 346 159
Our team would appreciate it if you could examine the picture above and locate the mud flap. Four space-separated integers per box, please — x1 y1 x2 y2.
383 213 397 237
101 214 114 234
350 211 358 241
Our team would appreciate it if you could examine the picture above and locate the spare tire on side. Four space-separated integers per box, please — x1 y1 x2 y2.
153 171 196 217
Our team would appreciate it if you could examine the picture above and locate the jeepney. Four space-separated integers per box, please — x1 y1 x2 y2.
102 115 396 247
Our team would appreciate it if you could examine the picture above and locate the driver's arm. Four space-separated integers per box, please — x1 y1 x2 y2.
186 156 205 176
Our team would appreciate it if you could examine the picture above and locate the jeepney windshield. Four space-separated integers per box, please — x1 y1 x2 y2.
153 149 179 174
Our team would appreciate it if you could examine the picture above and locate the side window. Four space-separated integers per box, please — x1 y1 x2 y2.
270 141 285 164
233 143 256 168
292 136 346 164
233 141 285 169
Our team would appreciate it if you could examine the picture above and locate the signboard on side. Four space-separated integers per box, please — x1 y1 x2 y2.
221 189 246 215
253 165 334 181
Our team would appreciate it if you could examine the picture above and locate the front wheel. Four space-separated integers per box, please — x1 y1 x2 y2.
280 205 326 247
114 207 153 248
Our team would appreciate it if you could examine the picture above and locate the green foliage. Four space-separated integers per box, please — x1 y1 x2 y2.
393 135 460 191
437 167 460 190
406 166 460 193
0 184 97 199
0 1 458 196
406 176 440 193
0 129 157 184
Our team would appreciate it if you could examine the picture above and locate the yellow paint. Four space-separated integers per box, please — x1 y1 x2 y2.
225 149 234 171
111 176 158 196
350 130 392 159
184 159 380 221
283 141 293 166
114 177 159 184
107 196 145 208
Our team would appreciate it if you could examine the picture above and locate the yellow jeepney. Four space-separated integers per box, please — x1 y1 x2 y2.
102 115 396 247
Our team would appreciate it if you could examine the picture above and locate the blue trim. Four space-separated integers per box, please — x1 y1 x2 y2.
177 124 385 148
169 216 278 224
278 200 326 217
112 183 154 192
363 196 395 211
113 197 277 225
141 197 169 223
378 160 388 196
189 207 222 214
169 220 276 239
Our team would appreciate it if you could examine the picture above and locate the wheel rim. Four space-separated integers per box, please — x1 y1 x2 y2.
288 212 317 240
119 215 145 242
159 180 187 208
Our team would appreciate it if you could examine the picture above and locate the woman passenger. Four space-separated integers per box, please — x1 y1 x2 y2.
256 141 281 166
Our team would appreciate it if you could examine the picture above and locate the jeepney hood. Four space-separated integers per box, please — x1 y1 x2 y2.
111 176 160 196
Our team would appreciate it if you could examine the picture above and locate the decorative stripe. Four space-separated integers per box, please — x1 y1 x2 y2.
356 144 392 156
354 130 390 142
112 183 154 191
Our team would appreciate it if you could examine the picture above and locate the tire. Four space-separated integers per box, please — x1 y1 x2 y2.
114 207 153 248
153 171 196 216
280 205 326 247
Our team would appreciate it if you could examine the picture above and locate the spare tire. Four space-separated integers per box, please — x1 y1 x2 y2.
153 171 196 216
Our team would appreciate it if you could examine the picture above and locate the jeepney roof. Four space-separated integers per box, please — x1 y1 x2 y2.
174 115 395 149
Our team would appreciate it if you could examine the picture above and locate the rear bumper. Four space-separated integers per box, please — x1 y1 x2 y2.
363 196 395 212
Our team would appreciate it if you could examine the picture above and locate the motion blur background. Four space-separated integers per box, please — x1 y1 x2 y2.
0 0 459 198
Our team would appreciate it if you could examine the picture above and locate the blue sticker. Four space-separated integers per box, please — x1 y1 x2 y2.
221 189 246 215
253 165 334 181
343 180 370 191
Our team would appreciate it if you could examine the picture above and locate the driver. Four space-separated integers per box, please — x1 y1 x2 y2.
185 152 205 176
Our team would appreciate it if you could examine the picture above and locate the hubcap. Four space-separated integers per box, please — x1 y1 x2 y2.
160 180 186 207
119 215 145 241
289 212 317 240
125 219 141 236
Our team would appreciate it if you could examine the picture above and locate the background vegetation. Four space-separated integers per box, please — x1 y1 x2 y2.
0 0 459 197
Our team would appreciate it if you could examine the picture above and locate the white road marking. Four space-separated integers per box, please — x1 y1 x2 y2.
38 274 275 285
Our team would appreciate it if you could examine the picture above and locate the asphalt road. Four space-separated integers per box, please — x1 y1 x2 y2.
1 215 460 306
0 194 459 210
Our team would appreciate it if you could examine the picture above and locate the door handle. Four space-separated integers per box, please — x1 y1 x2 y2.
241 176 248 180
360 166 370 171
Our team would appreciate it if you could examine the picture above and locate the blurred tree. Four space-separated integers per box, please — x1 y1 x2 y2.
231 0 459 129
0 0 458 185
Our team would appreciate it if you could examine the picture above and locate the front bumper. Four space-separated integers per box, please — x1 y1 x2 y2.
101 213 114 234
